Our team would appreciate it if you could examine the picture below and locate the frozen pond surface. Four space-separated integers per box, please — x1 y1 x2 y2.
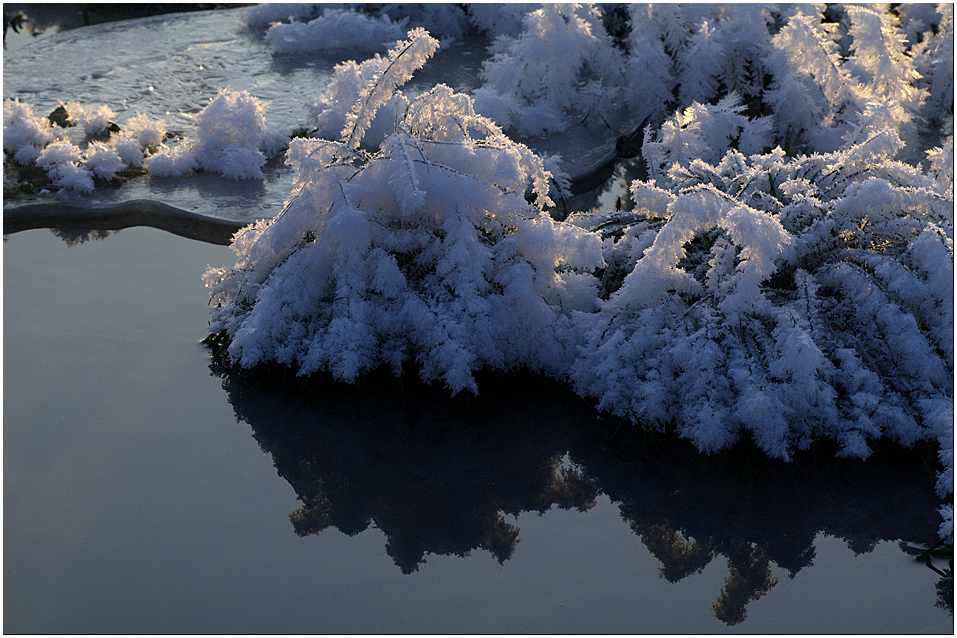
3 5 622 222
4 226 952 634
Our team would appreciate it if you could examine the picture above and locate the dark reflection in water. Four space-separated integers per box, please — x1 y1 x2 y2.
49 226 116 246
937 566 955 614
2 226 117 246
210 362 951 626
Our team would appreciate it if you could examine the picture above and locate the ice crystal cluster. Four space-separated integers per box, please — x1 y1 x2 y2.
4 4 954 534
3 88 284 190
145 89 288 179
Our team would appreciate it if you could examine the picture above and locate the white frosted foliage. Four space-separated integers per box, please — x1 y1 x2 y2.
475 4 626 136
570 113 953 481
206 30 604 395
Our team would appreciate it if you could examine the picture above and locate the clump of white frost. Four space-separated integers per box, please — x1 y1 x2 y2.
36 139 95 192
84 141 125 181
108 133 145 167
145 88 285 179
100 111 166 169
3 98 63 165
124 111 167 149
205 29 604 394
473 4 626 137
143 144 198 178
63 100 116 136
6 90 286 189
265 9 405 53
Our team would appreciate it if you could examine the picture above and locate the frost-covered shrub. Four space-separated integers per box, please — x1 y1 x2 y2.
375 3 473 43
467 3 947 160
245 2 323 28
623 4 777 113
844 6 926 120
473 4 626 137
308 53 403 147
617 4 674 129
927 136 955 198
569 119 953 469
4 2 949 535
145 88 285 179
205 29 604 394
246 3 951 163
764 5 940 159
464 3 536 39
641 94 774 177
912 5 954 139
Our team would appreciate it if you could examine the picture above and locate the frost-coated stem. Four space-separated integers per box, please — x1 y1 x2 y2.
342 28 440 149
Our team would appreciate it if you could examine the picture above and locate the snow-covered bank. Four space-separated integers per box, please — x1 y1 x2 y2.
4 4 953 536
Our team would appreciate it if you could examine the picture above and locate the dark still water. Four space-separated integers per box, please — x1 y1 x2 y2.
4 226 953 634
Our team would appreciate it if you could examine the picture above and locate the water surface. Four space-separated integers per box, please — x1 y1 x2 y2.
3 226 951 634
